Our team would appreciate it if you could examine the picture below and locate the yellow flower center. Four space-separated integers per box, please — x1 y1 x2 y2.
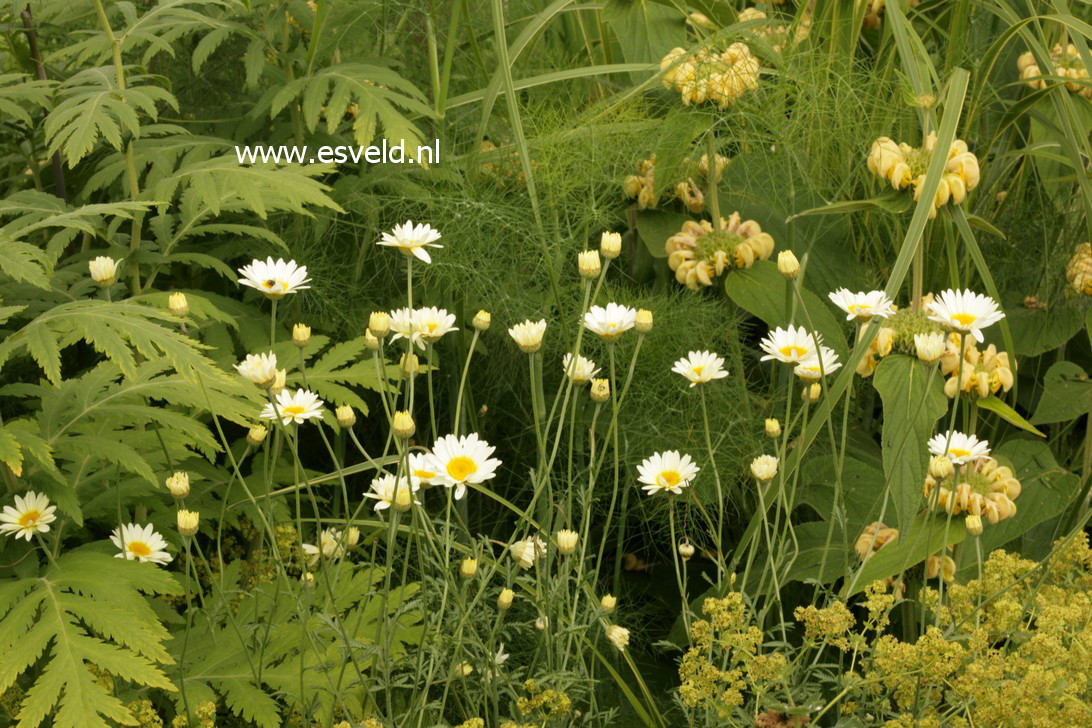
692 365 705 377
949 447 970 459
657 470 682 488
261 279 288 291
426 322 438 333
446 456 478 482
128 541 152 558
952 313 977 327
283 405 306 416
17 510 40 528
848 303 871 316
414 469 436 480
779 345 808 359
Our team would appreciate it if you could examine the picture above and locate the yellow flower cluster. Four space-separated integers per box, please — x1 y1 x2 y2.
660 43 760 108
622 153 730 212
1018 44 1092 98
666 214 775 289
867 131 980 218
794 602 855 651
855 326 895 377
1066 242 1092 295
938 333 1014 399
737 7 811 53
923 456 1020 526
516 679 572 720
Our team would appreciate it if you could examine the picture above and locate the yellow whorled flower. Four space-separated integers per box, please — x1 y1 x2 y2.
737 6 811 54
855 326 895 378
660 43 760 109
1018 44 1092 98
923 456 1021 526
622 153 729 213
1066 243 1092 295
855 521 900 562
665 213 775 290
867 131 979 218
938 333 1014 399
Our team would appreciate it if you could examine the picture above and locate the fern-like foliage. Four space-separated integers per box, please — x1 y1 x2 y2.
0 73 53 126
0 550 181 728
280 334 399 415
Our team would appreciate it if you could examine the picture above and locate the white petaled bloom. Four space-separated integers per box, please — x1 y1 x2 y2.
388 307 419 347
303 528 345 566
750 455 779 482
261 388 325 426
509 535 547 569
237 257 310 298
88 256 119 285
794 347 842 381
926 289 1005 343
0 491 57 541
828 289 896 321
377 220 443 263
927 430 990 465
111 523 172 565
759 325 821 364
584 303 638 342
605 624 630 652
637 450 700 495
413 307 458 346
563 353 600 382
408 452 442 488
427 433 502 500
914 332 947 364
494 644 510 667
234 351 278 388
365 473 419 511
508 319 547 354
672 350 729 386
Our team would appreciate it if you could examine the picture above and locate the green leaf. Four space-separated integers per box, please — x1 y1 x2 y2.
845 511 967 597
1031 360 1092 425
603 0 686 74
634 209 690 259
872 355 947 536
0 240 51 289
786 192 912 221
1006 304 1084 357
976 396 1044 437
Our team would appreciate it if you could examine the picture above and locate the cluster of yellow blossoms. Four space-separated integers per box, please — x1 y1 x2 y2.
737 7 810 53
622 153 730 212
923 456 1021 527
938 333 1014 399
665 214 775 289
1018 44 1091 98
867 131 980 218
1066 242 1092 295
660 43 760 108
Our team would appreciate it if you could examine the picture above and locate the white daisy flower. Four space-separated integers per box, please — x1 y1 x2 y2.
927 430 990 465
759 325 821 364
671 350 729 386
377 220 443 264
750 454 779 481
926 289 1005 343
509 535 547 569
365 473 420 511
828 289 896 321
302 528 346 566
261 388 325 426
237 257 310 298
234 351 278 388
0 491 57 541
427 433 502 499
111 523 172 565
637 450 700 495
583 303 638 342
88 256 119 286
509 319 547 353
388 307 418 347
413 307 458 346
794 347 842 381
407 452 442 488
563 353 600 382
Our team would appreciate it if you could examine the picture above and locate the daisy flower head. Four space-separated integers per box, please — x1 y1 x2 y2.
671 350 729 386
510 535 547 569
413 307 458 346
750 454 779 481
563 353 600 382
794 347 842 381
759 325 820 365
89 256 119 286
584 303 638 342
237 257 310 299
427 433 502 499
928 430 990 465
365 473 419 511
408 452 442 488
637 450 700 495
377 220 443 263
234 351 278 388
0 491 57 541
926 289 1005 343
111 523 172 565
509 319 547 353
828 289 896 322
261 388 325 426
388 307 418 346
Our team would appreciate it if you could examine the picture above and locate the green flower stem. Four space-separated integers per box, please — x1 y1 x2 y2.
452 329 481 436
669 499 690 633
699 385 727 583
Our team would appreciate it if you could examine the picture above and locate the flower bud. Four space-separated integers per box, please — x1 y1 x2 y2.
914 332 946 365
590 378 610 403
497 588 515 609
635 309 653 333
600 231 622 259
166 471 190 498
459 557 478 579
177 509 199 536
247 424 268 446
343 527 360 549
765 418 781 438
750 455 778 482
292 323 311 347
364 330 380 351
605 624 630 652
535 615 549 631
301 571 316 588
335 404 356 428
456 661 473 677
393 410 415 440
556 529 579 555
393 486 414 512
89 256 119 286
600 593 617 614
777 250 799 280
270 368 287 394
400 353 420 378
368 311 391 338
578 250 602 279
803 382 821 403
929 455 954 480
965 514 983 536
168 292 189 316
678 541 695 561
473 310 491 331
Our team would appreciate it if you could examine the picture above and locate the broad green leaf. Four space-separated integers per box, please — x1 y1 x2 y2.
976 396 1044 437
1006 304 1084 357
603 0 686 79
845 511 967 596
635 209 690 259
1030 360 1092 425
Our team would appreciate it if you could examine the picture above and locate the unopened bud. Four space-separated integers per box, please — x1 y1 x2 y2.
600 231 622 259
336 405 356 427
803 382 821 403
578 250 602 279
965 514 983 536
635 309 653 333
765 418 781 438
929 455 954 480
498 588 515 609
368 311 391 338
556 529 579 555
393 410 415 440
365 330 380 351
777 250 800 280
247 424 268 446
459 557 478 579
166 471 190 498
601 593 617 614
292 323 311 347
177 509 199 536
168 292 189 316
678 541 695 561
590 378 610 403
473 310 491 331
